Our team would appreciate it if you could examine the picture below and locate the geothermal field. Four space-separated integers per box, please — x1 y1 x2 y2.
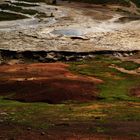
0 0 140 139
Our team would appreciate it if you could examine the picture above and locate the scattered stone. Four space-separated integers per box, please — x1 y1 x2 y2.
50 13 54 17
27 127 31 131
10 112 15 115
0 119 4 123
41 132 45 135
55 123 70 126
0 60 2 65
46 52 56 60
0 53 3 64
136 68 140 73
113 52 123 57
118 53 123 57
129 53 133 56
123 53 129 57
7 59 22 65
65 56 74 61
87 54 95 58
69 107 72 111
94 116 101 120
0 112 8 116
38 56 46 62
0 49 139 62
70 36 89 40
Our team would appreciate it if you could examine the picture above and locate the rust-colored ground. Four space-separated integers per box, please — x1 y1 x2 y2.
0 63 102 103
130 87 140 98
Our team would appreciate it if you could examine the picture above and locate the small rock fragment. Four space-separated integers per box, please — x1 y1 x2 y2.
0 112 8 116
41 132 45 135
27 127 31 131
94 116 101 120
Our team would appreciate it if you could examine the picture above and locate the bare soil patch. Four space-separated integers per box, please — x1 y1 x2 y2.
130 86 140 98
0 121 140 140
0 63 102 103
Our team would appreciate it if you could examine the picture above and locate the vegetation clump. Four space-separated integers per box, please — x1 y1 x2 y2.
0 11 27 21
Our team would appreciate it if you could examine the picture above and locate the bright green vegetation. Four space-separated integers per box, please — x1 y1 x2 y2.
0 100 140 129
0 99 140 138
116 61 140 70
68 56 140 101
0 11 27 21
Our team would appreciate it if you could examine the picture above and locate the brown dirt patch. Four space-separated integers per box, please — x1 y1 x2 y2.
130 86 140 98
0 121 139 140
0 63 102 103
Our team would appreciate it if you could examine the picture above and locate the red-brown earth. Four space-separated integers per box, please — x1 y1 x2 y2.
130 87 140 98
0 63 103 103
0 61 139 140
0 121 140 140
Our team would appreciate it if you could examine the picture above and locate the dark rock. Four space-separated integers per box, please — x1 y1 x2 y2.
123 53 129 57
9 138 15 140
70 36 89 40
117 16 140 23
94 116 101 120
27 127 31 131
0 119 4 123
50 13 54 17
41 132 45 135
55 123 70 126
46 52 56 60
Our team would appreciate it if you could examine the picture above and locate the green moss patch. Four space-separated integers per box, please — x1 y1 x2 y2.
0 3 45 16
68 55 140 101
0 11 27 21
